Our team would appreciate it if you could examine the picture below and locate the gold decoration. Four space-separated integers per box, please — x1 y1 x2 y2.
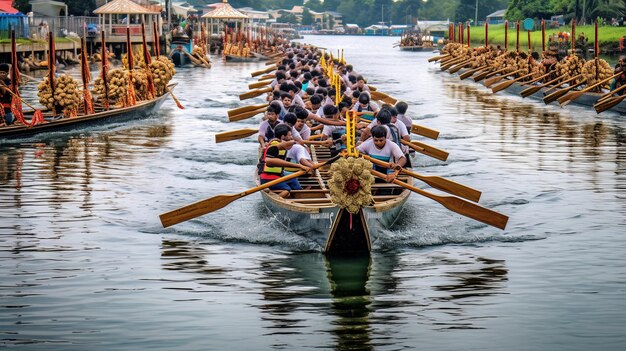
328 157 374 214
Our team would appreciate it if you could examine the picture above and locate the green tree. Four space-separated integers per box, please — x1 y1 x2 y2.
301 7 315 25
13 0 30 13
65 0 97 16
304 0 324 12
277 10 299 24
506 0 554 21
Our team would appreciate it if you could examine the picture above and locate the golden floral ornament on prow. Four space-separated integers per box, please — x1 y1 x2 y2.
327 157 374 214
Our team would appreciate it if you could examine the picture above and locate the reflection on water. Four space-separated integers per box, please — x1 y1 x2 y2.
156 238 509 349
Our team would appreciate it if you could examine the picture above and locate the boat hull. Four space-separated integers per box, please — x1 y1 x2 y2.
0 84 175 140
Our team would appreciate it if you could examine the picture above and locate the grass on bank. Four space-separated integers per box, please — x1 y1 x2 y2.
462 24 624 51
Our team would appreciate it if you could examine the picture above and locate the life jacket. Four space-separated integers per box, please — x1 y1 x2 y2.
258 139 287 180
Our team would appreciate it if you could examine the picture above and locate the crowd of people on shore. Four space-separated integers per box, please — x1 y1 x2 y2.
254 44 416 197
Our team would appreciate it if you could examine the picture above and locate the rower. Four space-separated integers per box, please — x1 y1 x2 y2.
258 104 282 149
610 55 626 95
258 124 310 198
320 104 346 157
357 125 407 183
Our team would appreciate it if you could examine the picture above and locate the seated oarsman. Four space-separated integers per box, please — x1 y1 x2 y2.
258 124 311 198
270 71 287 90
394 101 413 131
320 105 347 157
0 63 14 126
282 112 304 143
359 108 411 164
278 93 293 120
352 75 371 94
610 55 626 95
351 93 379 120
284 141 314 176
293 107 312 140
258 103 282 149
357 125 407 183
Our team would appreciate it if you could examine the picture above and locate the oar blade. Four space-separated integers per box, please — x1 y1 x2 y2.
409 140 449 161
227 103 267 117
439 195 509 230
543 87 570 104
484 75 504 88
520 85 542 98
215 128 258 143
557 91 583 105
228 107 265 122
492 79 515 93
160 194 241 228
415 174 482 203
410 124 440 140
594 95 625 114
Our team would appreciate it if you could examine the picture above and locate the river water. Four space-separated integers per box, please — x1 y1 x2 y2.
1 35 625 350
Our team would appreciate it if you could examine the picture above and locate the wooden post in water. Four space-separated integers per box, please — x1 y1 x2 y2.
594 20 599 82
541 20 545 52
485 21 488 47
572 19 576 53
516 21 520 52
467 21 470 47
504 21 508 51
528 30 531 51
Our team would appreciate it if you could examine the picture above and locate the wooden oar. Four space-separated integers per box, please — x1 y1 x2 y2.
543 78 586 104
543 74 581 94
369 169 508 230
557 72 622 107
251 64 276 77
215 128 258 143
259 73 276 81
362 155 481 202
594 93 626 114
474 67 508 82
159 155 341 228
228 106 266 122
519 71 552 87
248 79 273 89
410 124 439 140
166 86 184 109
403 140 449 161
441 57 468 71
491 71 535 93
428 53 450 62
485 69 523 88
596 84 626 104
448 60 471 73
239 86 273 100
459 65 488 80
227 103 268 118
520 74 566 98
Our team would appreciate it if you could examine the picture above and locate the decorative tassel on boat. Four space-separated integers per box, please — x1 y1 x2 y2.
83 89 94 115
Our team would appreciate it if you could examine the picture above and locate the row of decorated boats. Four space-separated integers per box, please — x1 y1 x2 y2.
160 45 509 256
430 21 625 114
1 24 179 140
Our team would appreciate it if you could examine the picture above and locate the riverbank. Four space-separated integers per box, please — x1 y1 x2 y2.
467 23 625 54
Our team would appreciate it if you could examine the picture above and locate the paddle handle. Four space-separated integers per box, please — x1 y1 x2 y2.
597 84 626 103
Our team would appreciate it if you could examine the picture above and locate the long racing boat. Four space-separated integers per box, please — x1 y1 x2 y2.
0 84 176 140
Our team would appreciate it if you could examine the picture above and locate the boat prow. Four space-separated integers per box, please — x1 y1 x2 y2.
257 145 412 255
